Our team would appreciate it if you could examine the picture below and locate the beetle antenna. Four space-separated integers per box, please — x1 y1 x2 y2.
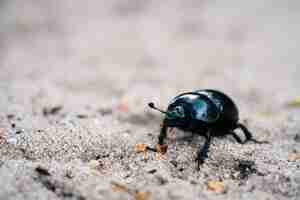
148 102 168 115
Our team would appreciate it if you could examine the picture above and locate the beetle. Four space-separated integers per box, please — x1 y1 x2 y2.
147 89 267 169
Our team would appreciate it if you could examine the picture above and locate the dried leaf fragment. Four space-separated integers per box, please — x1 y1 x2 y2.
135 143 149 160
155 144 168 160
135 143 147 153
156 144 168 154
207 181 225 193
111 181 151 200
111 182 130 193
135 191 151 200
143 151 149 161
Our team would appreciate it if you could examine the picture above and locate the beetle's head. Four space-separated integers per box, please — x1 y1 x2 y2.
148 102 188 127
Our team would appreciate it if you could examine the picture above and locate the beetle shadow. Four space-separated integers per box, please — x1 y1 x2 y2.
173 129 245 146
167 128 251 147
169 129 204 146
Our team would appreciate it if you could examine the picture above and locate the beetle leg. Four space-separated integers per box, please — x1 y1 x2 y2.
229 131 245 144
158 119 168 145
142 120 168 155
195 131 212 170
236 123 268 144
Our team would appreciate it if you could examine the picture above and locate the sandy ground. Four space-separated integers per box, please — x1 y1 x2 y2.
1 0 300 199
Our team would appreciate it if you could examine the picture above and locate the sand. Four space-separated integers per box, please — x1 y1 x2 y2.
0 0 300 199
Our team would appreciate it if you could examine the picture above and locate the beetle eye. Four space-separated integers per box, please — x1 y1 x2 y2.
174 106 185 118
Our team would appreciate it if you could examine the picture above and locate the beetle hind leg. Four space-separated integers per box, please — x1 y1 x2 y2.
236 123 268 144
229 131 245 144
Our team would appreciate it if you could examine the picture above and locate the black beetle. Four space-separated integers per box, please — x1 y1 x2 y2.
148 89 267 169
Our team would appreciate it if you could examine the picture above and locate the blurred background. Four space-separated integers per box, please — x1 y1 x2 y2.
1 0 300 117
1 1 300 199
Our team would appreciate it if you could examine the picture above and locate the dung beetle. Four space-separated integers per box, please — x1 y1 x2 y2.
148 89 267 169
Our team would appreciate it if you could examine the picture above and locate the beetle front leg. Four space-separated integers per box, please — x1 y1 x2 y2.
153 119 169 155
158 119 168 145
141 120 168 154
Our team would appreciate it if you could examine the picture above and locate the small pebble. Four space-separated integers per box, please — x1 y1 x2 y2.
88 160 100 169
147 169 157 174
7 114 15 119
294 134 300 143
35 166 51 176
7 137 17 145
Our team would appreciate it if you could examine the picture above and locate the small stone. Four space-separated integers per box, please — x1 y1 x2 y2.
43 106 63 116
294 134 300 142
65 169 74 179
35 165 51 176
7 137 17 145
88 160 100 169
224 173 231 179
7 114 15 119
147 169 157 174
170 160 178 168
